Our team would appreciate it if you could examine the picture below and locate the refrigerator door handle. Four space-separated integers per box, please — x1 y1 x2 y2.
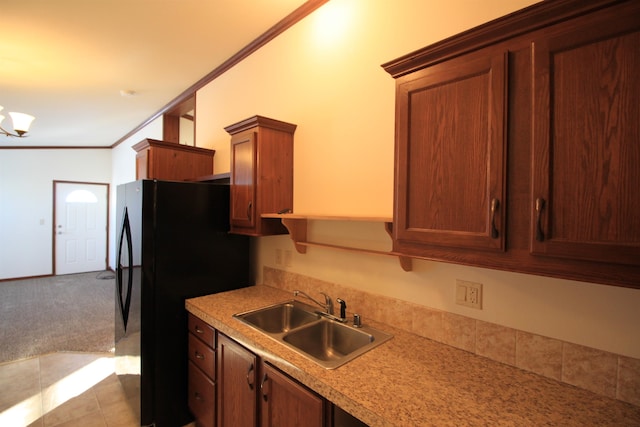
116 207 134 330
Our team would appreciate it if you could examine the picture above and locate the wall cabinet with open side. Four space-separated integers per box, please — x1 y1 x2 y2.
262 214 413 272
381 0 640 288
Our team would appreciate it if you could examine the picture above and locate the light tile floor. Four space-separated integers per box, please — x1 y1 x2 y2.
0 352 138 427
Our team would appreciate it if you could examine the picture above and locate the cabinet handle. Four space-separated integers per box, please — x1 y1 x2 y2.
194 391 203 402
260 373 269 402
490 198 500 239
194 351 204 360
194 325 204 334
247 202 252 221
535 198 545 242
246 363 255 390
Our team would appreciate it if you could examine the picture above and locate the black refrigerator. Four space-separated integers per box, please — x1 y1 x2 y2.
115 179 250 427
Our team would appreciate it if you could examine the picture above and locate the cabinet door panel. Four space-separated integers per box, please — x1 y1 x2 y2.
531 8 640 265
231 132 256 229
394 49 507 251
188 361 215 427
260 363 323 427
217 334 257 427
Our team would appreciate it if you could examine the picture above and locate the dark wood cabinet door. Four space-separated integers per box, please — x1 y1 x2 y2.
531 5 640 265
226 116 295 236
230 132 257 229
260 363 324 427
217 334 257 427
394 48 507 252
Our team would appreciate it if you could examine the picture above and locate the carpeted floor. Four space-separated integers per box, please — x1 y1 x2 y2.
0 271 115 363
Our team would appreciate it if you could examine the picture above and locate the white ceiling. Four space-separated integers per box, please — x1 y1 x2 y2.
0 0 309 147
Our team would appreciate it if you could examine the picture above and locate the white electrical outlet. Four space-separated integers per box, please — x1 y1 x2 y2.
275 249 283 266
468 286 479 305
455 279 483 309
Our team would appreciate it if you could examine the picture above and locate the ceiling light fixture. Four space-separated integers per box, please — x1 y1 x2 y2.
0 105 35 137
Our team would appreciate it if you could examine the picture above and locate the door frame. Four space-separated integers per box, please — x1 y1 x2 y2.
52 180 110 275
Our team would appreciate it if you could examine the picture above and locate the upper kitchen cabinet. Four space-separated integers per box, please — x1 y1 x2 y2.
530 6 640 266
132 138 215 181
384 0 640 288
390 46 507 253
225 116 296 236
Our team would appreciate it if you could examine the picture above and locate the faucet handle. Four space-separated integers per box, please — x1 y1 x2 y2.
336 298 347 320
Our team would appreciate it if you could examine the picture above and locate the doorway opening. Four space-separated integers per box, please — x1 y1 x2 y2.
53 181 109 275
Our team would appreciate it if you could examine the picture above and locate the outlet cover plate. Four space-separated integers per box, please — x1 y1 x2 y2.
455 279 483 310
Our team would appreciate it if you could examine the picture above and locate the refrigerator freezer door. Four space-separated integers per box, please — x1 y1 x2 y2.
115 181 150 426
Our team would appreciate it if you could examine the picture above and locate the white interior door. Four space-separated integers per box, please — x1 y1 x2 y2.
55 182 108 275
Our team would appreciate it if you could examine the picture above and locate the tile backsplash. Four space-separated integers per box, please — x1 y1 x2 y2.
263 266 640 407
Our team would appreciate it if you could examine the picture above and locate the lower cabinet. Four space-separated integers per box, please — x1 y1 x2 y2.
188 314 338 427
217 333 258 427
187 314 217 427
217 333 325 427
260 362 324 427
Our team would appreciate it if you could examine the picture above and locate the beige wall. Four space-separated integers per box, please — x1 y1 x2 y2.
194 0 640 358
0 149 112 280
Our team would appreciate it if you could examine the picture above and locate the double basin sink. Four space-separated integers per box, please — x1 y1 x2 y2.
233 300 392 369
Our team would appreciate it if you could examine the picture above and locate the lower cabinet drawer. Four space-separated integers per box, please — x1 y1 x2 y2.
188 361 215 427
188 313 215 347
189 333 216 379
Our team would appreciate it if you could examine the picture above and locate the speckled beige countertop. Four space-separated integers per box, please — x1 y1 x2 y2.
186 285 640 426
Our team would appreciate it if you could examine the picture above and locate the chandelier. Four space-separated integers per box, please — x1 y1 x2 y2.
0 105 35 137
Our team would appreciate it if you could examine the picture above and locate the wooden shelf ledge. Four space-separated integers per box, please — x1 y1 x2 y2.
261 214 412 271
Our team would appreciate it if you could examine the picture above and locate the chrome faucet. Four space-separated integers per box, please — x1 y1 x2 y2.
293 290 334 315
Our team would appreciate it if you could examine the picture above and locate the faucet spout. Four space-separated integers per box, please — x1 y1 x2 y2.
324 293 334 315
293 290 333 315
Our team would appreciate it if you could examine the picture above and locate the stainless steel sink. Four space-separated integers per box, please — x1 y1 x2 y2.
234 300 320 333
234 300 392 369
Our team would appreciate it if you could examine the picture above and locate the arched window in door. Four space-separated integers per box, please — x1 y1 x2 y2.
66 189 98 203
